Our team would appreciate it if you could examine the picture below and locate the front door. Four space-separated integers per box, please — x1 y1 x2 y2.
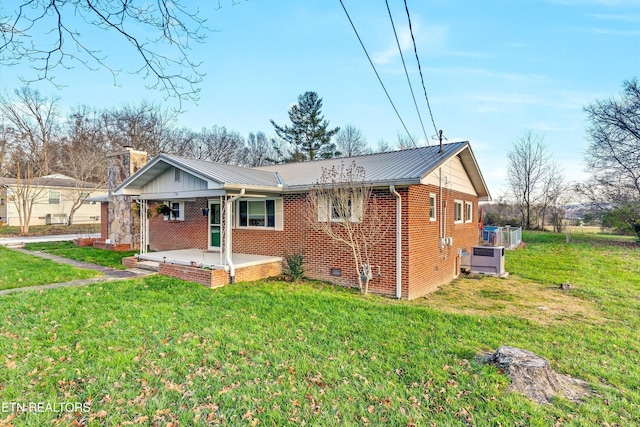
209 202 221 249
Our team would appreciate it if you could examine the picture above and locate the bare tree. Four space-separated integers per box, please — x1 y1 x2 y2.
245 131 277 167
0 1 232 104
187 126 246 164
336 125 369 157
307 162 390 294
507 131 550 229
102 102 176 156
62 108 108 225
375 139 392 153
5 161 50 234
536 160 563 230
579 78 640 238
0 87 61 176
396 133 419 150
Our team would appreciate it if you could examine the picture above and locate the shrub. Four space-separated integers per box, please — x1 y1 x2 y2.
283 251 305 282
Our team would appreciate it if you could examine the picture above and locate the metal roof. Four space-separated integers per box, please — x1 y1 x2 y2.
116 141 490 200
0 175 105 189
116 154 282 192
259 140 465 185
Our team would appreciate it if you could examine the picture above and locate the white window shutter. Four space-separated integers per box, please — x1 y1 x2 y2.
275 198 284 231
318 195 329 222
351 194 364 223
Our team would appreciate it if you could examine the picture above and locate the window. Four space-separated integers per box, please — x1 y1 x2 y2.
174 167 182 182
429 193 437 221
331 198 352 221
237 198 282 229
49 191 60 205
465 201 473 223
163 201 184 221
318 194 363 223
454 200 463 223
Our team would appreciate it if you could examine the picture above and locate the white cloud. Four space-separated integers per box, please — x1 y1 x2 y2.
372 20 448 65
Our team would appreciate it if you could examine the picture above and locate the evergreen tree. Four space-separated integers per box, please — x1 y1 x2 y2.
270 91 340 162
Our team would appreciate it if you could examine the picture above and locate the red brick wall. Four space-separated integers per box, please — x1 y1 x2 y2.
157 262 282 288
148 199 209 251
406 185 479 299
144 187 480 299
232 190 401 298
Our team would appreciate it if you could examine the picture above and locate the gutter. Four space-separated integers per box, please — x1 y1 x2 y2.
225 188 245 284
390 185 402 299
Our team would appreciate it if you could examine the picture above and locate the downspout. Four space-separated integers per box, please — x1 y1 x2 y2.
390 185 402 299
225 188 245 284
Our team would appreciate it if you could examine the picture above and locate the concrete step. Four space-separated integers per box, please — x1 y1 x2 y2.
136 261 160 272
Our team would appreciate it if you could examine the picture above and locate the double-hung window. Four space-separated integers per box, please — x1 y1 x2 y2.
454 200 463 223
237 198 283 230
163 201 184 221
49 191 60 205
465 201 473 223
429 193 437 221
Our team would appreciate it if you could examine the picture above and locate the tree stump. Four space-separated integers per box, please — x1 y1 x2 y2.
483 346 591 404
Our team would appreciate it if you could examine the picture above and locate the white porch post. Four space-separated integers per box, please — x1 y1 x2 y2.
139 199 148 254
226 189 245 283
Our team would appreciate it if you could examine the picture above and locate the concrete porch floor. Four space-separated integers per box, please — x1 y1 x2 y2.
137 249 281 270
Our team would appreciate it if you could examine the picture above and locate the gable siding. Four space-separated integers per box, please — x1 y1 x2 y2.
141 168 208 195
423 156 478 196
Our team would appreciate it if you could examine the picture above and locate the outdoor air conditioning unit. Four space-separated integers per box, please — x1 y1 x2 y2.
470 245 507 277
45 213 68 225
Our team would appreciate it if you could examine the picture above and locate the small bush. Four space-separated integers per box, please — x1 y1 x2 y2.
283 251 305 282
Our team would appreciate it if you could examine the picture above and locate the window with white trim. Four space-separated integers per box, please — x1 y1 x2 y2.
237 198 283 230
163 201 184 221
49 191 60 205
429 193 437 221
454 200 463 223
318 194 363 223
465 201 473 223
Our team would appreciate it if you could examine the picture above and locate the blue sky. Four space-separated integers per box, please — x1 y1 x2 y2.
1 0 639 196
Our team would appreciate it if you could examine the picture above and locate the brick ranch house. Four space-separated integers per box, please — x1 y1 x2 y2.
107 141 490 300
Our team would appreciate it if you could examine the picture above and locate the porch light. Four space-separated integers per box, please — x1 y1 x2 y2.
202 208 209 216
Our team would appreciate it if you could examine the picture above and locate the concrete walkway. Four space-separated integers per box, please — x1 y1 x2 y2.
0 249 154 296
0 233 100 247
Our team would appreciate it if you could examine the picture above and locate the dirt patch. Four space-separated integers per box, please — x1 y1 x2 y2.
417 275 604 326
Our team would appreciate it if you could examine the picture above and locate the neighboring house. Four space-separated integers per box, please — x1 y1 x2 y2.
112 141 491 300
0 174 106 226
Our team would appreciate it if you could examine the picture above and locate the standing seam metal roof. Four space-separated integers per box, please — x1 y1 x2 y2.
256 141 468 187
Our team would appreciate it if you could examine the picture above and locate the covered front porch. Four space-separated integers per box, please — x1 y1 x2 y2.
137 249 281 270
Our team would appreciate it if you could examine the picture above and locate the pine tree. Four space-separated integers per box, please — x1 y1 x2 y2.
270 91 340 162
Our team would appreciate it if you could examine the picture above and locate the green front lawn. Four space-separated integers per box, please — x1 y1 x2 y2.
23 241 137 270
0 232 638 425
0 247 100 291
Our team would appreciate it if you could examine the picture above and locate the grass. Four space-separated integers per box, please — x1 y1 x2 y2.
23 241 137 270
0 223 100 237
0 232 638 425
0 246 100 291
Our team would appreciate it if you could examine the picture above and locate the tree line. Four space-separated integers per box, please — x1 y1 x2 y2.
494 78 640 239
